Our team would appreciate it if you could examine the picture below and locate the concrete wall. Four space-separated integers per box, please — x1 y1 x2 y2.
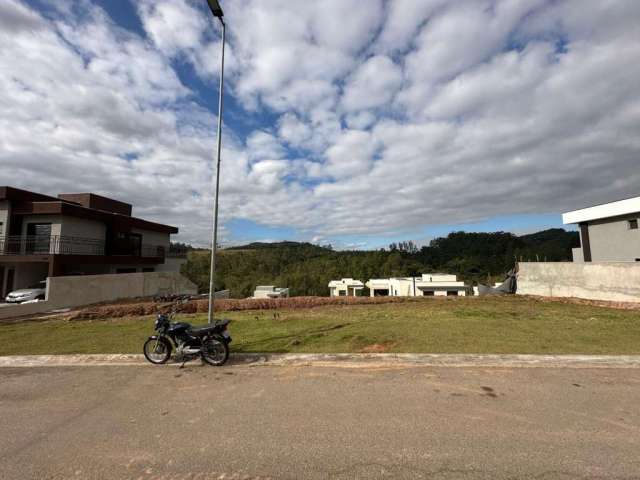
586 215 640 262
0 271 197 320
571 247 584 263
47 271 197 306
517 262 640 303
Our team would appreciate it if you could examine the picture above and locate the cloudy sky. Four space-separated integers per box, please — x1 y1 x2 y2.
1 0 639 248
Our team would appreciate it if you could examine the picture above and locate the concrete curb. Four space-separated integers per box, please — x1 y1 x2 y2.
2 353 640 368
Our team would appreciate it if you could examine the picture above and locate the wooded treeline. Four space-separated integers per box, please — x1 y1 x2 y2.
179 228 579 298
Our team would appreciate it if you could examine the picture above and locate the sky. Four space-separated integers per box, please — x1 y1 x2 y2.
1 0 639 249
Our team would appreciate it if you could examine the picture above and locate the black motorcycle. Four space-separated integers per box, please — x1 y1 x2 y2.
143 296 232 366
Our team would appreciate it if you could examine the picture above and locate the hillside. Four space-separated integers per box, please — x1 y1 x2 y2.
180 229 579 298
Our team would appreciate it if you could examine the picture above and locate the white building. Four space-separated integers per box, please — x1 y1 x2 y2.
562 196 640 262
252 286 290 299
328 278 364 297
366 273 468 297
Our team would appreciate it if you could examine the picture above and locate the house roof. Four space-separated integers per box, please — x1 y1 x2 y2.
0 186 59 203
562 196 640 224
1 186 178 234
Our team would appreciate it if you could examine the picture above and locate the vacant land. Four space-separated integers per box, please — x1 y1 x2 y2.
1 296 639 356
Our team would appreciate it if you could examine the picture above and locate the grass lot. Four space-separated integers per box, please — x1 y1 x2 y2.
1 296 639 356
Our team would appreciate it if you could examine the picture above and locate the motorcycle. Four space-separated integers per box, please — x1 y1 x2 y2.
143 295 232 366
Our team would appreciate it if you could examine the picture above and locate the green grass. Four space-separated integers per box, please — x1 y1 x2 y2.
1 296 639 356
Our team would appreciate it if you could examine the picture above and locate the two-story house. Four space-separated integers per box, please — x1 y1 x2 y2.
0 186 179 297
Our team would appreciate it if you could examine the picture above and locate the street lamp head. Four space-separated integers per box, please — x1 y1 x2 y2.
207 0 224 18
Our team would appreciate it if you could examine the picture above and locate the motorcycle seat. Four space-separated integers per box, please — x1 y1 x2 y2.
188 320 230 336
188 325 218 336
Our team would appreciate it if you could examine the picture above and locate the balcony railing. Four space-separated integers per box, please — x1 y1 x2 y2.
0 235 165 258
0 235 105 255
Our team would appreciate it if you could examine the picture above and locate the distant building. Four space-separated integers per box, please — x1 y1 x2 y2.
367 274 468 297
562 196 640 262
328 278 364 297
252 285 290 299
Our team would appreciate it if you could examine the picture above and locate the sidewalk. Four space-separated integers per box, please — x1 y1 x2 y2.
2 353 640 368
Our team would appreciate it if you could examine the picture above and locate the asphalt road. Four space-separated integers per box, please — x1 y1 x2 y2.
1 364 640 480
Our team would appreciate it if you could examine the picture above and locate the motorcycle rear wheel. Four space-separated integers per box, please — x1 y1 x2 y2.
201 336 229 366
143 337 172 364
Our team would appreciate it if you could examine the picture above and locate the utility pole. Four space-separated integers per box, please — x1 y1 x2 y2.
205 0 226 325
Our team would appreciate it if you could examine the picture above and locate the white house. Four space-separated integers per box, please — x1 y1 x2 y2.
252 285 290 299
366 273 468 297
328 278 364 297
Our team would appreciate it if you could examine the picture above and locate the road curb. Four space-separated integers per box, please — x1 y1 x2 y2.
2 353 640 368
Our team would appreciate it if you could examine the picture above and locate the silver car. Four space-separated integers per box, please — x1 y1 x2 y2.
5 281 47 303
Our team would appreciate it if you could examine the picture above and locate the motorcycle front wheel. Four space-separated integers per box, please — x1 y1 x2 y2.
201 336 229 366
143 337 172 364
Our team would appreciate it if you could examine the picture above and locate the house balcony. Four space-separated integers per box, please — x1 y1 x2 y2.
0 235 165 258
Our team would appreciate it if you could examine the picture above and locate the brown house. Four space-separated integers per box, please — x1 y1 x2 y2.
0 186 179 297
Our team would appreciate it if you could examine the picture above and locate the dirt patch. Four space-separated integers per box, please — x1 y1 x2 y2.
49 295 448 321
525 295 640 311
360 343 395 353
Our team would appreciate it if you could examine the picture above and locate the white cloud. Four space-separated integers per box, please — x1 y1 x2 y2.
0 0 44 32
341 55 402 112
137 0 235 80
277 113 312 147
246 131 286 161
324 130 378 178
374 0 446 53
137 0 206 55
2 0 640 246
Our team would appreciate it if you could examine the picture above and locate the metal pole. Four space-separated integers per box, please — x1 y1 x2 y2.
208 19 226 325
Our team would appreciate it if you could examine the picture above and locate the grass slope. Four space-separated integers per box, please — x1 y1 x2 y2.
1 296 639 356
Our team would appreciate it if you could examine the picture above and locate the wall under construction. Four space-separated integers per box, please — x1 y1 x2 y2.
517 262 640 303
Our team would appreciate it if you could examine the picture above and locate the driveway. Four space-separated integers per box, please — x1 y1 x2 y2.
1 364 639 479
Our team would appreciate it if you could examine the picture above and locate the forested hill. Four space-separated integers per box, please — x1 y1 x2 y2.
180 228 579 298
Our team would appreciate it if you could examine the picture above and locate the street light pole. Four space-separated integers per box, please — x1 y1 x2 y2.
206 0 225 325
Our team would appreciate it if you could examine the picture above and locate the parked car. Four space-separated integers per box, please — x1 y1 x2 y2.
5 281 47 303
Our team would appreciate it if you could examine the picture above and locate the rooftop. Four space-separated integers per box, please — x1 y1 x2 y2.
562 196 640 224
0 186 177 234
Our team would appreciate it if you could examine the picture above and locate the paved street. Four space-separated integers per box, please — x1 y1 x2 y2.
1 364 640 479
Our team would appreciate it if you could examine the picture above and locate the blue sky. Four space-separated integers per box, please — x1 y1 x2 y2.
2 1 639 249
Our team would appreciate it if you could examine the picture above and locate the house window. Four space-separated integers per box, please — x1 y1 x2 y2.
423 290 435 296
628 219 638 230
0 221 3 235
26 223 52 254
338 290 346 296
446 291 459 296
